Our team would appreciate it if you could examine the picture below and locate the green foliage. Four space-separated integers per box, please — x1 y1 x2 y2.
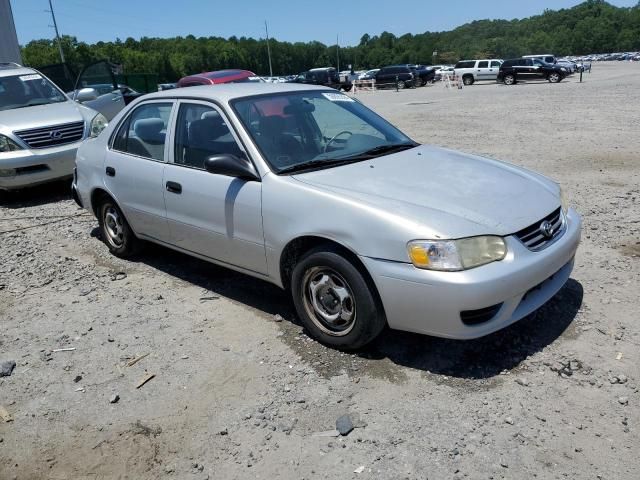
21 0 640 82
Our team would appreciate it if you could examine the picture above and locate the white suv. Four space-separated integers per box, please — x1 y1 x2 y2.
453 59 503 85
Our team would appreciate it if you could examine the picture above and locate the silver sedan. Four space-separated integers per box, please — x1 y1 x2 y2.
73 83 581 349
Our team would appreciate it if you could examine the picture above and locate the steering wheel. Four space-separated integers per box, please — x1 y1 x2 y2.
323 130 353 153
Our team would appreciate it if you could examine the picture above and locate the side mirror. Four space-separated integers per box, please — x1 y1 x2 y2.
204 154 259 181
75 87 98 103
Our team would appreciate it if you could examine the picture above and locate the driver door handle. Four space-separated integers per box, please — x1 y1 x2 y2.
166 181 182 194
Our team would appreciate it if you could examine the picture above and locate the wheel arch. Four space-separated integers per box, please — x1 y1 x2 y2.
279 235 374 293
89 188 134 236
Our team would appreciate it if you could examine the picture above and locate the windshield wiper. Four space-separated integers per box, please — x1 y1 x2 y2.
339 142 417 160
276 143 418 175
277 158 359 174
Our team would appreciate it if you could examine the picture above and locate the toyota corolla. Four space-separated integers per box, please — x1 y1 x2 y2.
73 83 581 349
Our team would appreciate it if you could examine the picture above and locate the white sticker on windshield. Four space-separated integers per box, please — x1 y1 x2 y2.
19 74 42 82
322 92 354 102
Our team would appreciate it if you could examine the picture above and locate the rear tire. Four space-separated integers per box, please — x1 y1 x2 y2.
396 80 406 90
463 75 474 86
291 247 386 350
503 74 516 85
97 198 140 258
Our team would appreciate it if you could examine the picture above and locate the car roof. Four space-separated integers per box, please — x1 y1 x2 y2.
140 82 335 103
0 64 38 78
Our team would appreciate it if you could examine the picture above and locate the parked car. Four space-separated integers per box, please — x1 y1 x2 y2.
68 83 143 106
498 58 568 85
290 68 352 91
0 63 107 190
40 60 128 121
555 60 577 73
73 83 581 350
412 65 437 86
358 69 379 81
454 59 503 85
177 69 263 88
375 65 415 89
523 54 557 65
434 66 454 82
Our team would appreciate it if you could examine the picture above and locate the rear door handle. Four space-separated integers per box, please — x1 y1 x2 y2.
105 166 115 177
166 181 182 194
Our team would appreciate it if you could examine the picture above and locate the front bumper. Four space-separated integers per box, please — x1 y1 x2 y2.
361 208 582 339
0 142 81 190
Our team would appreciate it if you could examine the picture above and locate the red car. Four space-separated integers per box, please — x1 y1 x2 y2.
177 69 263 88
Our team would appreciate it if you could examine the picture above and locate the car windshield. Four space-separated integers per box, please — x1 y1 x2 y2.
232 91 416 173
0 73 67 111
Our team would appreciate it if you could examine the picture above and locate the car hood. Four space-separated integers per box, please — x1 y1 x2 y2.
0 100 86 132
292 145 560 239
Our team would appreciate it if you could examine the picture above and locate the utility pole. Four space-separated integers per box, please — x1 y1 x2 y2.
336 34 340 72
47 0 65 63
265 21 273 77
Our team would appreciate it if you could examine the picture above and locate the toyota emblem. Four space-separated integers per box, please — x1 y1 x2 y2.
49 130 63 140
539 220 555 239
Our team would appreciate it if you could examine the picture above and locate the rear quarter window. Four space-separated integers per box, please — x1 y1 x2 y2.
455 61 476 69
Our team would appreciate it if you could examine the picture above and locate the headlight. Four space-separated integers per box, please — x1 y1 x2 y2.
89 113 108 138
0 134 23 153
408 236 507 271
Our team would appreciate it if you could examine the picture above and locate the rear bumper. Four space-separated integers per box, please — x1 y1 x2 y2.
361 208 582 339
0 143 80 190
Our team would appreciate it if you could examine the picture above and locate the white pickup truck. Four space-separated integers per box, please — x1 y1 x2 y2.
453 59 503 85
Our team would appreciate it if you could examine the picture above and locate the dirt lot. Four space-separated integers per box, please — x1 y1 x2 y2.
1 62 639 480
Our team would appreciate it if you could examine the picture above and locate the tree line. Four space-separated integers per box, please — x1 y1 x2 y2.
21 0 640 83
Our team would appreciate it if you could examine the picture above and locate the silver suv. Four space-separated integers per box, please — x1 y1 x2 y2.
454 59 503 85
0 63 108 190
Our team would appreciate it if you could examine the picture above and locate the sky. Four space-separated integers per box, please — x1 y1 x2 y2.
9 0 639 47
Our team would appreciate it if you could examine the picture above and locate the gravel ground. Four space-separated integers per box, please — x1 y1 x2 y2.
1 62 639 479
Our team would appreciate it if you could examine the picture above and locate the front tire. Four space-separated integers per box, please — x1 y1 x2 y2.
291 247 386 350
503 74 516 85
97 198 140 258
548 72 562 83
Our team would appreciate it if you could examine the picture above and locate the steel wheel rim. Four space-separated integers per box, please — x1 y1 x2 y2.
301 267 356 336
103 205 124 248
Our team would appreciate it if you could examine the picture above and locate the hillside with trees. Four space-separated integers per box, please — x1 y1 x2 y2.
21 0 640 82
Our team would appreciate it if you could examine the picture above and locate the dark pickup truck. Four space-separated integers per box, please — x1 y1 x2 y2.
290 67 352 91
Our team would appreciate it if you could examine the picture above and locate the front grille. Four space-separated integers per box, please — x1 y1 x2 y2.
460 303 503 326
515 207 564 251
14 121 85 149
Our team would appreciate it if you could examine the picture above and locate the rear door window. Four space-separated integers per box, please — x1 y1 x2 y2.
477 61 489 68
112 102 173 161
